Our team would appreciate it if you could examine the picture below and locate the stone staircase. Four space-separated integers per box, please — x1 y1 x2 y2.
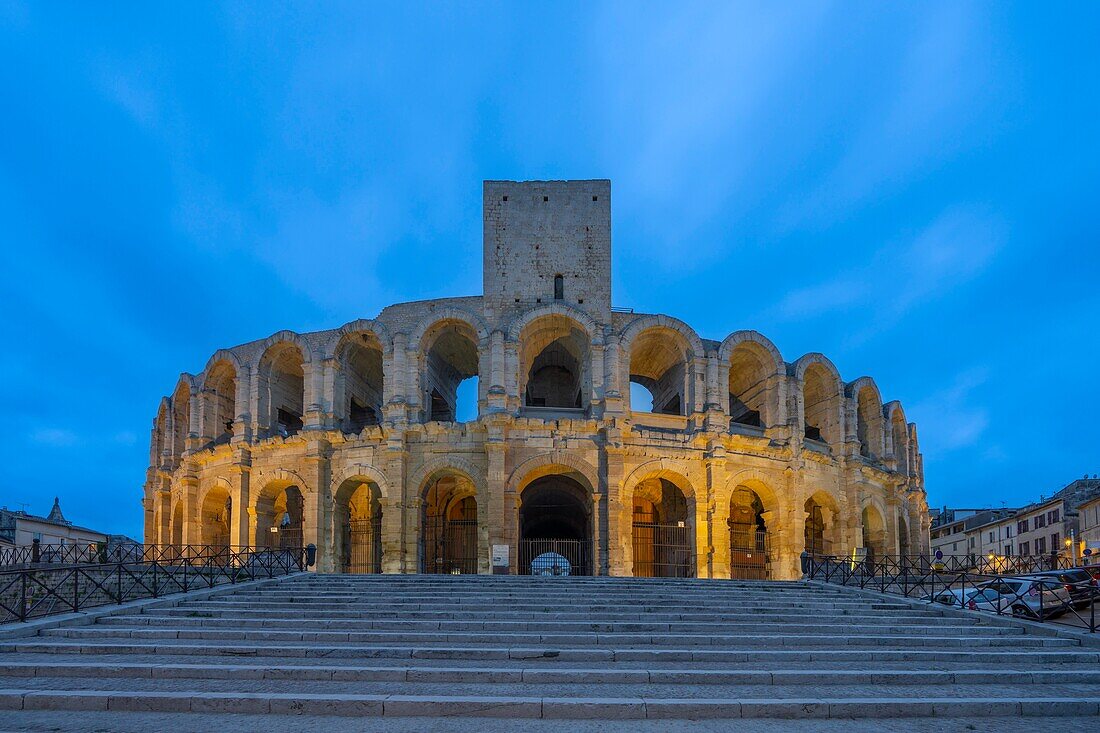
1 573 1098 726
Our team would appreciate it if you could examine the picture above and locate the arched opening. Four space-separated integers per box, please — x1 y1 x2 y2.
861 505 887 563
255 484 305 550
728 344 771 429
855 385 883 459
199 486 232 553
204 361 237 447
891 411 910 476
519 474 592 575
729 487 771 579
628 327 690 415
171 383 191 463
152 402 169 468
631 477 693 578
520 315 590 410
422 321 479 423
804 494 836 556
259 343 305 437
337 333 384 433
420 472 478 574
802 363 842 447
170 500 184 547
898 514 911 558
334 478 382 573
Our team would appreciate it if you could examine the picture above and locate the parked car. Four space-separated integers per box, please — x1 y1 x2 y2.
981 577 1073 620
924 587 990 609
1027 568 1097 610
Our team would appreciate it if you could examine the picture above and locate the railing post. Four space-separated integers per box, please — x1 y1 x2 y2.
73 569 79 613
152 560 159 598
31 538 40 564
20 572 27 622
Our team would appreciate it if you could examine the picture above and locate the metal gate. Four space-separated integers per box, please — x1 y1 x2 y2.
730 528 770 580
421 517 478 574
519 538 590 576
632 522 693 578
344 515 382 574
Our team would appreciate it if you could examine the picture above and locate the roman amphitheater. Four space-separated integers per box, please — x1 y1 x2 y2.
143 179 930 580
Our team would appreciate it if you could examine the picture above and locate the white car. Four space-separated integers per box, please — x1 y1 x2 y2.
925 587 993 609
980 577 1073 620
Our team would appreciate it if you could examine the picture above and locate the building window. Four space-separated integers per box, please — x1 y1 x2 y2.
1036 537 1046 554
1007 526 1013 538
969 537 975 548
1035 514 1046 528
1051 532 1060 549
952 541 957 551
1004 544 1012 556
1048 509 1060 524
1017 519 1028 534
1019 541 1029 556
553 274 564 300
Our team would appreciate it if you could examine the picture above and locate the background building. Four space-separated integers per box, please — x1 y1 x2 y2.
142 180 930 579
0 497 108 549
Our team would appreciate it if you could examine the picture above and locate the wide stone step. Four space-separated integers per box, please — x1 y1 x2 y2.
137 609 961 624
37 626 1060 647
6 640 1094 664
1 688 1097 718
99 616 1002 635
180 600 919 613
4 661 1099 686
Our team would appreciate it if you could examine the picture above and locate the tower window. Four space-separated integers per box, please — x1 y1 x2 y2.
543 196 548 202
554 275 564 300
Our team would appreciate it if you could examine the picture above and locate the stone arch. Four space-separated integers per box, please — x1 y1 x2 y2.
169 374 198 464
418 460 481 574
170 498 184 547
332 325 387 432
410 456 486 499
410 307 490 348
513 309 594 410
804 487 843 556
333 471 385 574
517 467 595 576
507 451 600 495
885 401 910 476
202 356 239 447
848 377 885 460
325 318 393 357
506 303 599 343
721 331 783 429
151 398 170 468
623 460 697 578
198 476 232 551
861 500 888 561
331 463 391 500
414 312 484 423
257 337 308 438
793 353 844 448
621 316 704 415
252 470 309 549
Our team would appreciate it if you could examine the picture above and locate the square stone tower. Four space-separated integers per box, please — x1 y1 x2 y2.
483 180 611 324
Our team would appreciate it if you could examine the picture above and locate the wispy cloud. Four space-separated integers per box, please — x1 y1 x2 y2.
767 205 1004 346
29 428 79 447
907 367 990 453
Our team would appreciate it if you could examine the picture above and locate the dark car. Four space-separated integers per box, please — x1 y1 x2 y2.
1029 568 1096 610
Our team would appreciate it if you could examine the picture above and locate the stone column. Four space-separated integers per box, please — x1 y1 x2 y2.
302 439 331 571
603 442 628 575
380 496 402 574
233 366 251 443
229 461 251 549
155 488 171 546
180 474 200 548
485 436 508 574
304 359 325 430
591 492 604 576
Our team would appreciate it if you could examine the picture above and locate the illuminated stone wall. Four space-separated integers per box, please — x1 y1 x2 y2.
143 181 929 579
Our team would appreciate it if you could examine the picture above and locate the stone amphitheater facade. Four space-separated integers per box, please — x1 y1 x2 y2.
142 180 929 580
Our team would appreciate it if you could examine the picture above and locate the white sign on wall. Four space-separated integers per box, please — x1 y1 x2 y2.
491 544 509 567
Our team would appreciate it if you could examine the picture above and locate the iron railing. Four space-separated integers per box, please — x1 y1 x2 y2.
806 554 1099 633
632 523 694 578
0 545 304 624
519 538 591 576
730 529 770 580
420 518 478 574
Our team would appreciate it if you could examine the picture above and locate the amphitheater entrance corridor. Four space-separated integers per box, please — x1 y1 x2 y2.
420 475 479 574
518 474 591 576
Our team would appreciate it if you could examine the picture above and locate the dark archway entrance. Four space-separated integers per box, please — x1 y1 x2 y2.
518 474 591 575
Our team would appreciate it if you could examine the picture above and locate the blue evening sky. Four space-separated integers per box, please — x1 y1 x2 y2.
1 2 1098 538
